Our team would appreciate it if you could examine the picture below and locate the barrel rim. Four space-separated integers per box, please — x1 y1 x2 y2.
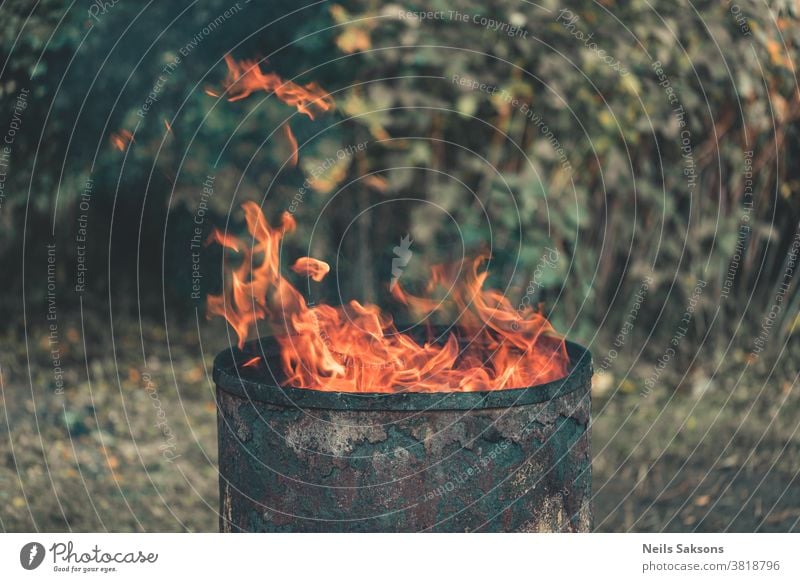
213 336 592 411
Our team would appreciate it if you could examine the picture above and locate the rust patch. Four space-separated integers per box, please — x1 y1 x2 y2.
284 413 388 456
221 482 233 533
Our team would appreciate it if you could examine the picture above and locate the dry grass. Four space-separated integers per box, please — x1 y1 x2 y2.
1 317 797 532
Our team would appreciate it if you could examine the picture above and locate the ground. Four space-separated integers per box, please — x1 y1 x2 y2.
1 315 798 532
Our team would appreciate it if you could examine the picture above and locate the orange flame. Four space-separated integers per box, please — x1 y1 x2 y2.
206 56 567 393
242 356 261 368
217 56 333 166
110 129 133 151
291 257 330 282
207 204 569 393
283 123 299 167
220 55 334 120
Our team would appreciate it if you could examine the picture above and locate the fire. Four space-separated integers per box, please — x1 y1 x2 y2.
291 257 330 282
283 123 299 167
207 203 569 393
205 56 568 393
217 55 334 167
110 129 133 151
242 356 261 368
220 55 334 119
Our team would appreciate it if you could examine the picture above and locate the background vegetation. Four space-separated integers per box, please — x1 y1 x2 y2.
1 0 798 531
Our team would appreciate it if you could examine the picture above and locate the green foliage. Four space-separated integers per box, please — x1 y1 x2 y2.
1 0 798 362
325 0 800 354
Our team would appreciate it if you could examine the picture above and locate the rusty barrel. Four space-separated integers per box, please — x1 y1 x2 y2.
213 337 592 532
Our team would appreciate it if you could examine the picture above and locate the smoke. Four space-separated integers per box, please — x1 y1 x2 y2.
390 235 413 290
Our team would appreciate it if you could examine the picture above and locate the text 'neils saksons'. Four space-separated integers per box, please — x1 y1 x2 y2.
643 543 724 554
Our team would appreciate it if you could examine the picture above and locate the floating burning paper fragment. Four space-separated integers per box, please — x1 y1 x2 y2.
206 203 568 393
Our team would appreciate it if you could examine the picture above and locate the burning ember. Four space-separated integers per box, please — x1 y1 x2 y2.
205 57 569 393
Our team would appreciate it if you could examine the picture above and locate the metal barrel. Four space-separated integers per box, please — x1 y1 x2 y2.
214 338 592 532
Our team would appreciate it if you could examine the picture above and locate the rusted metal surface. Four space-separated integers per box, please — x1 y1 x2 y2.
214 339 592 532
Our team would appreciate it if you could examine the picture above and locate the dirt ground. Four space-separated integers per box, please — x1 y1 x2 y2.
1 315 798 532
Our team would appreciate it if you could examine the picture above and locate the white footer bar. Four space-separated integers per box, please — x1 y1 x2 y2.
1 533 796 581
